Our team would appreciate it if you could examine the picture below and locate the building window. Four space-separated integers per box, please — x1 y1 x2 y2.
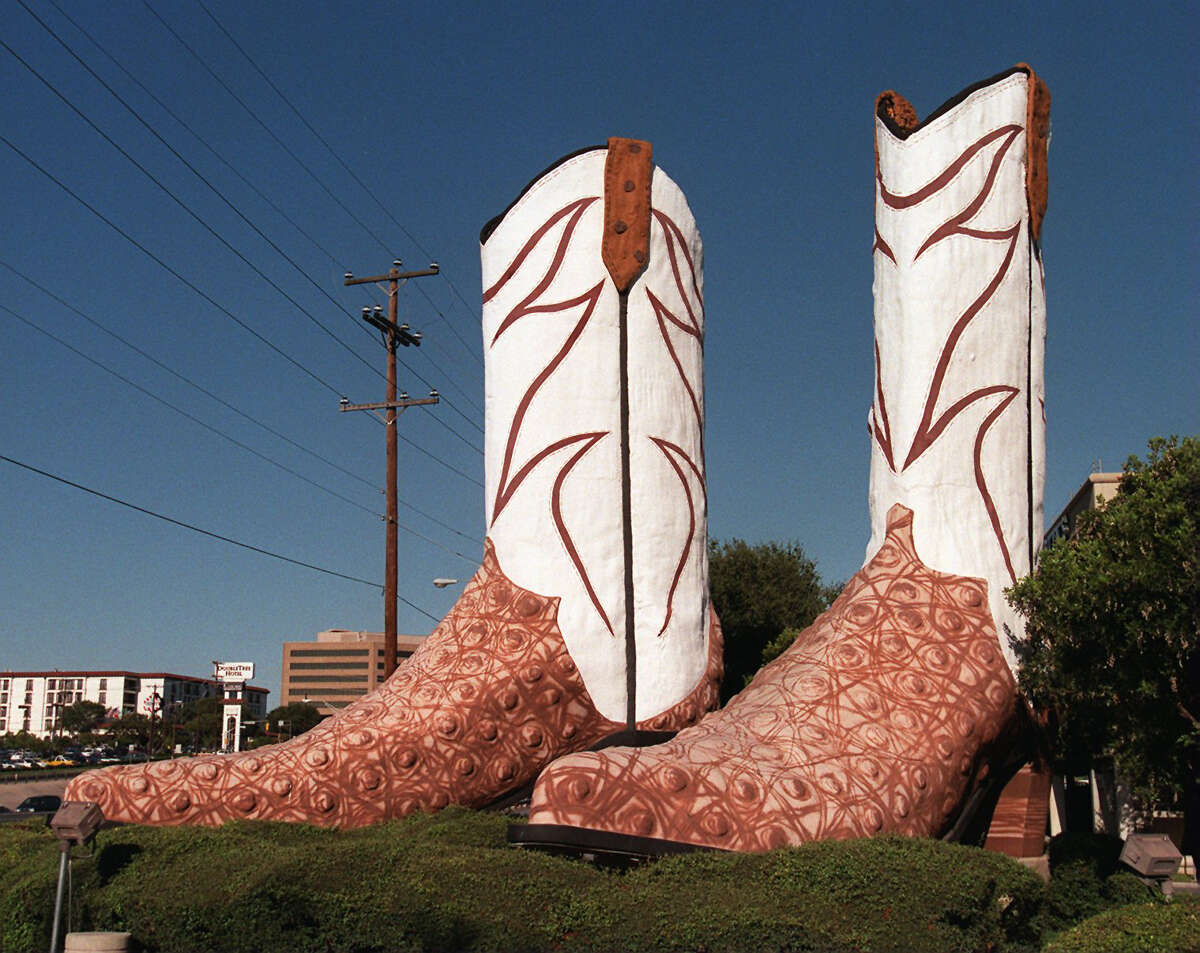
287 675 368 683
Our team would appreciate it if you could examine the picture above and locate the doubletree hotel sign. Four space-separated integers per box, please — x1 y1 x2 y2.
214 662 254 753
214 662 255 683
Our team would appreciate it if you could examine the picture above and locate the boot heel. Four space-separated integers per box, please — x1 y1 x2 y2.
983 764 1051 857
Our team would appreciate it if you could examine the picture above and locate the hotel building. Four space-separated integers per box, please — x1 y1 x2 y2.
0 671 268 739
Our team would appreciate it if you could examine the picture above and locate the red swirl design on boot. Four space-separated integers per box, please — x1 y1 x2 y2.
66 540 721 828
525 506 1020 852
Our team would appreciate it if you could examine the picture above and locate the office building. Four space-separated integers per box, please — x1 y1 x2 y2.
280 629 427 714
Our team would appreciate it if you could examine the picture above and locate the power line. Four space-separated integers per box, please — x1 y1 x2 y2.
41 0 387 346
138 0 397 265
0 452 444 610
0 132 484 489
42 0 484 427
0 131 339 396
19 2 486 444
0 258 371 493
411 279 486 372
372 282 485 422
194 0 485 372
0 270 483 551
4 13 384 385
0 299 380 518
44 0 357 290
4 256 484 543
2 300 486 567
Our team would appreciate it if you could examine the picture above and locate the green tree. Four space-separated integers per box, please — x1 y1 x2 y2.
60 699 107 736
0 731 53 756
173 697 256 752
1007 435 1199 856
107 712 151 751
263 702 325 740
708 538 836 700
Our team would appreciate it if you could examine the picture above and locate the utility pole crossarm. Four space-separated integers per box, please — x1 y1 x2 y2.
343 264 439 286
339 397 439 413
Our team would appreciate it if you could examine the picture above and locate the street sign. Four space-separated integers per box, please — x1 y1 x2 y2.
141 691 162 714
214 662 255 682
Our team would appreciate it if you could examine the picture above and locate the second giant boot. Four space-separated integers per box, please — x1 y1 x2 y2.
66 139 721 827
517 66 1050 856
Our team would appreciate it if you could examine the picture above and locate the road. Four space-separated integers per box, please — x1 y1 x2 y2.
0 775 71 812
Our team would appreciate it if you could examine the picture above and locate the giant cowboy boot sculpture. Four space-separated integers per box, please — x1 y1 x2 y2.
516 66 1050 857
66 139 721 827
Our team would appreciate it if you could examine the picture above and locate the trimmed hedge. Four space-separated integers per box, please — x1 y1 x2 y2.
1042 898 1200 953
0 810 1048 953
1036 833 1159 939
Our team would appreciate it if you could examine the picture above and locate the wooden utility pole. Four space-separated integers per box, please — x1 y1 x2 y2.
342 260 440 677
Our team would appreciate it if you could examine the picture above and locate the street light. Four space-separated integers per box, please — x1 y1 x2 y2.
432 578 459 589
301 694 350 717
167 700 184 757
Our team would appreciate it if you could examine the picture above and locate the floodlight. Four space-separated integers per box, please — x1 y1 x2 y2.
1120 833 1182 879
51 801 103 846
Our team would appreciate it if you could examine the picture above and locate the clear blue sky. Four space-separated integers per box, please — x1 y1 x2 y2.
2 0 1196 704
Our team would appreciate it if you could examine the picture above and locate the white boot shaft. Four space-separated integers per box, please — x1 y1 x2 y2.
480 142 708 723
868 67 1048 674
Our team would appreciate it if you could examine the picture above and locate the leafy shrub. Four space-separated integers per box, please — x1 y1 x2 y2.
0 814 1047 953
1037 833 1163 939
609 835 1045 953
1101 871 1158 907
1042 898 1200 953
1047 832 1124 879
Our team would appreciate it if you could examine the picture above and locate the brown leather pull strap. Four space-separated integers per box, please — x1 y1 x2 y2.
602 137 653 293
1017 63 1050 244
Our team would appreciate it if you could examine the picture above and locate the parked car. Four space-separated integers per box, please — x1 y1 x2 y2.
16 795 62 813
